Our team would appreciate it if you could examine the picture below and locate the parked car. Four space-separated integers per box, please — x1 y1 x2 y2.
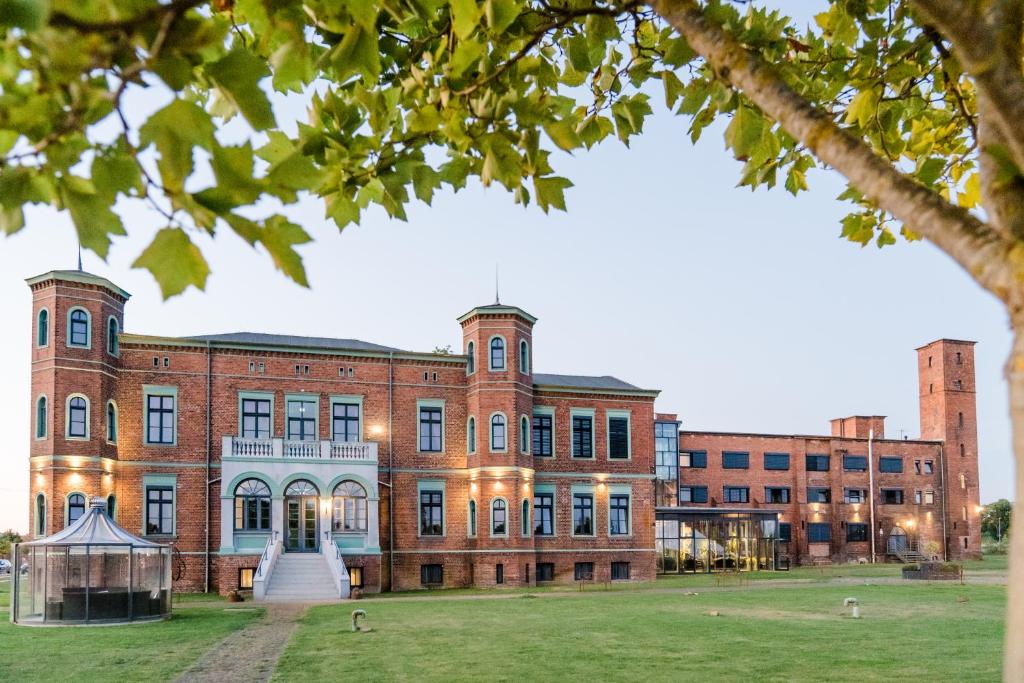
0 559 11 574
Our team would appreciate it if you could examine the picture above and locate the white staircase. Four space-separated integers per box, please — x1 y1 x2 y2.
263 553 339 602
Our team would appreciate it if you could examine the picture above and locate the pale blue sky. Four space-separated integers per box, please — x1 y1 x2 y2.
0 3 1014 533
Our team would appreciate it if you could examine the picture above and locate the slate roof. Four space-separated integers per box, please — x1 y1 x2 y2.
532 373 643 391
187 332 403 353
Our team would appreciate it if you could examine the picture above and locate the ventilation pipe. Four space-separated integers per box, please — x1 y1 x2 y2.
868 428 877 564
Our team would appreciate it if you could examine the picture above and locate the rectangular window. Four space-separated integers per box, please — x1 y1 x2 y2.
763 453 790 470
286 399 316 441
419 406 443 452
914 459 922 475
146 394 175 444
806 454 830 471
145 486 173 535
608 416 630 459
609 494 630 535
532 414 553 456
419 490 444 535
536 563 554 582
572 494 594 535
844 488 868 504
574 562 594 581
679 486 709 504
880 489 905 505
765 487 790 504
843 455 868 471
807 523 831 543
420 564 443 585
924 460 934 475
914 489 923 504
572 416 593 458
495 563 504 585
847 523 869 542
611 562 630 580
723 486 749 503
925 490 935 505
238 568 255 590
348 566 363 589
807 487 831 503
778 523 792 541
680 450 707 468
722 451 749 469
879 457 903 473
533 493 554 536
655 422 680 481
241 398 271 439
332 402 360 442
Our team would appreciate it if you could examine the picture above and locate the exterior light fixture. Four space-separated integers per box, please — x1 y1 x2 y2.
370 424 384 436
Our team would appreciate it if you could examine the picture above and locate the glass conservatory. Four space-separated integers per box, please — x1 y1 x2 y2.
12 497 172 625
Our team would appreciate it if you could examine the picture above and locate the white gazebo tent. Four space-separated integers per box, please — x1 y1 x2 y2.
11 497 172 625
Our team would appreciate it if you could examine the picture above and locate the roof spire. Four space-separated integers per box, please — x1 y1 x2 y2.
494 263 500 305
77 239 82 272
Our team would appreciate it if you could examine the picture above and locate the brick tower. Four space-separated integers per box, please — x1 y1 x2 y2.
459 302 536 586
27 271 129 538
917 339 982 559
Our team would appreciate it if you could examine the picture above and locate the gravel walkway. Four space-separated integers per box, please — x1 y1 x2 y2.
174 603 307 683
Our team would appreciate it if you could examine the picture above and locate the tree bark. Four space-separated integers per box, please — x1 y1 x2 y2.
1006 327 1024 679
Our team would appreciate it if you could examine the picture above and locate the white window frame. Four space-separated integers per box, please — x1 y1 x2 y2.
238 390 275 439
466 340 476 375
106 399 118 444
467 415 477 454
521 498 531 537
468 498 477 537
519 339 530 374
571 484 596 537
35 492 46 536
490 496 509 537
416 479 446 537
64 491 87 527
285 393 320 441
329 394 364 442
143 385 178 446
570 408 596 459
488 335 507 371
142 474 177 536
533 484 557 537
36 307 50 348
489 411 508 453
416 398 446 453
606 409 632 460
607 485 633 537
532 406 555 458
66 306 92 349
520 415 530 454
106 315 120 357
65 393 90 441
35 394 47 440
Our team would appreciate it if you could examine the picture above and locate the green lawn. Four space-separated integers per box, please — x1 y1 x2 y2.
0 578 9 608
277 583 1004 681
0 606 262 681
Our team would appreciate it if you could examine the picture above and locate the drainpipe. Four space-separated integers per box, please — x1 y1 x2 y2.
387 351 394 591
938 444 949 561
205 340 212 593
868 428 877 564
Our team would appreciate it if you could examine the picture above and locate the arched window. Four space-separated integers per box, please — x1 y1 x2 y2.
35 493 46 536
332 481 368 532
489 336 505 370
35 396 47 439
467 416 477 454
106 401 117 442
468 499 477 536
106 494 116 519
522 499 530 536
491 413 506 451
67 493 86 526
466 341 475 374
37 309 48 347
234 478 271 530
520 416 530 454
519 340 530 374
68 308 90 347
491 498 507 535
285 479 318 496
67 395 88 439
107 317 119 355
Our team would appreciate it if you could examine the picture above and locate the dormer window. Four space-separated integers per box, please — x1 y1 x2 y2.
68 308 90 348
466 341 475 374
489 336 505 371
519 340 530 374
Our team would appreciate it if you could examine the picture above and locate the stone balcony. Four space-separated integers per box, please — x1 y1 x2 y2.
222 436 378 462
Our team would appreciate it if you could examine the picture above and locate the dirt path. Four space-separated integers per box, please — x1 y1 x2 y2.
174 603 307 683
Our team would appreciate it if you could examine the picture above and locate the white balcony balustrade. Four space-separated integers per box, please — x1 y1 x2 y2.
223 436 378 462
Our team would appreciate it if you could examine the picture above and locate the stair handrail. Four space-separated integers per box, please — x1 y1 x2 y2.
253 531 281 601
322 540 351 599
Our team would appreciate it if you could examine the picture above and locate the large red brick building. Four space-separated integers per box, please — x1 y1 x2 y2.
24 270 982 595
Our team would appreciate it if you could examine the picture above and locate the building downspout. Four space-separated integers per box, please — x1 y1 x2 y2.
868 428 877 564
204 340 212 593
938 444 949 561
387 351 394 591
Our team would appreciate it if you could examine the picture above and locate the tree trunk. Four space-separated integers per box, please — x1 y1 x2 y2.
1005 327 1024 680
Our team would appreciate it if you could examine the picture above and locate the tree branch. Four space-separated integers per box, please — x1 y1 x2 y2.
648 0 1015 302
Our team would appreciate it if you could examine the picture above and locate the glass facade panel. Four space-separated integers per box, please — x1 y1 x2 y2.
656 511 781 574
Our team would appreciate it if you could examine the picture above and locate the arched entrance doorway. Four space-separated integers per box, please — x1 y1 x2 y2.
284 480 319 552
887 526 908 554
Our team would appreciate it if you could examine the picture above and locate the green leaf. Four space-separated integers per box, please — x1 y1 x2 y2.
662 71 685 109
328 24 381 84
138 100 215 192
0 204 25 234
0 0 50 30
326 192 361 228
484 0 519 34
206 48 276 130
451 0 482 39
450 39 485 78
92 153 142 200
845 89 879 129
533 176 572 212
724 105 763 159
260 215 311 287
270 42 314 93
59 176 125 259
132 227 210 298
412 165 442 204
915 157 945 186
544 118 581 152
